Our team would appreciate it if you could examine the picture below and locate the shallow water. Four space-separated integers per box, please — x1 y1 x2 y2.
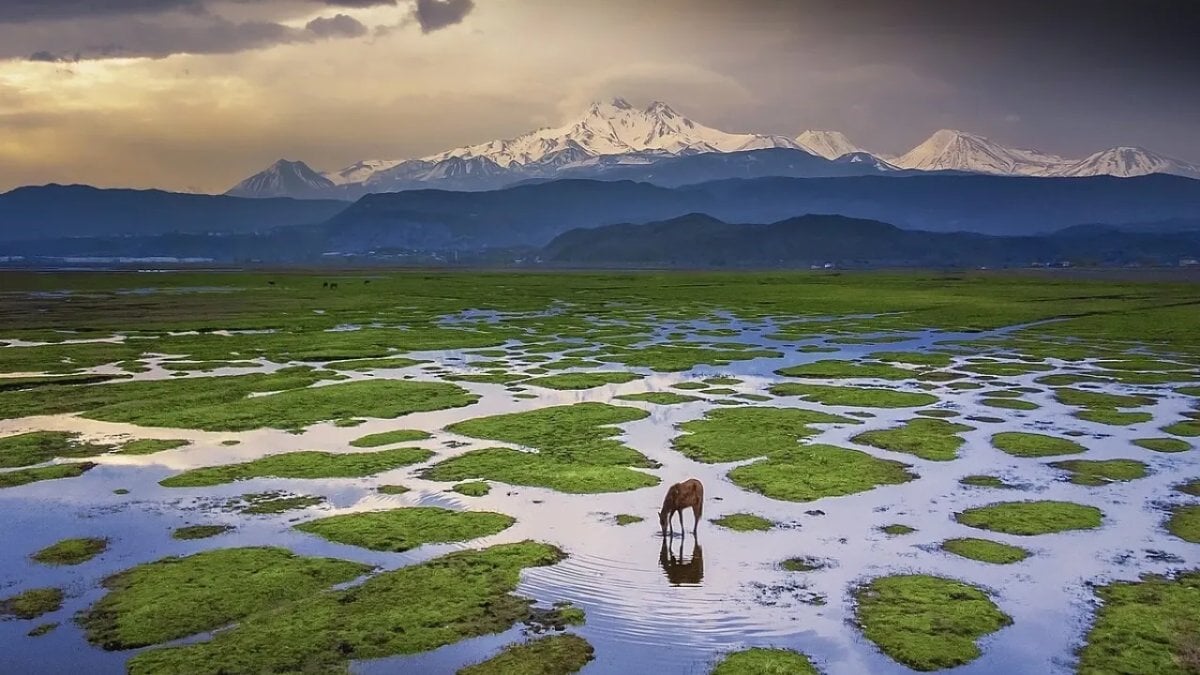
1 314 1199 674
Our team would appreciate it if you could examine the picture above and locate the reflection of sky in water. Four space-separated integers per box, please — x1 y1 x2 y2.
0 314 1198 674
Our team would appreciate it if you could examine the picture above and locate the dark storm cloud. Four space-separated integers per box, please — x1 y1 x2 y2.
653 0 1200 159
0 1 202 23
306 13 367 38
0 0 397 23
0 0 454 61
413 0 474 33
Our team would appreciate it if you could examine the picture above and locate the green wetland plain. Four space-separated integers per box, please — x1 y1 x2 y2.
1 269 1200 674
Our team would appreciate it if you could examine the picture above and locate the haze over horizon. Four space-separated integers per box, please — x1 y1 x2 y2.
0 0 1197 193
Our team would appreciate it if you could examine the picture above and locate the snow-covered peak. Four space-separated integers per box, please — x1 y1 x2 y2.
225 159 334 199
422 99 800 168
323 159 405 186
893 129 1068 176
1054 147 1200 179
794 130 864 159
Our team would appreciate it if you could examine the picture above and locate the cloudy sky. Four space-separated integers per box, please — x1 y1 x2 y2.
0 0 1196 193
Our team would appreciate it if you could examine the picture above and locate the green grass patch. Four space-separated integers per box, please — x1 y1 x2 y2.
729 443 915 503
869 351 954 368
1164 419 1200 437
161 448 432 488
776 360 915 381
377 484 410 495
1165 505 1200 543
0 368 478 432
78 547 370 650
458 634 594 675
780 557 827 572
1134 438 1192 453
1175 480 1200 497
31 537 108 566
940 538 1030 564
673 406 854 463
615 514 643 526
424 403 657 494
125 542 565 674
711 647 820 675
671 382 709 390
453 481 491 497
991 432 1085 458
295 507 513 552
880 524 915 535
349 429 432 448
0 587 64 620
955 500 1103 535
0 431 114 468
0 462 97 489
703 376 743 385
228 492 326 515
446 373 529 385
171 525 233 540
1054 388 1154 409
711 513 774 532
959 474 1019 489
117 438 190 455
28 622 58 637
852 418 973 461
854 574 1011 670
1075 409 1153 426
1078 570 1200 675
614 391 700 405
524 372 643 390
769 383 938 408
1047 459 1148 486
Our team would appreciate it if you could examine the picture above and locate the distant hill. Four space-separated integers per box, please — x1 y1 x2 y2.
317 173 1200 250
542 213 1200 268
0 184 349 242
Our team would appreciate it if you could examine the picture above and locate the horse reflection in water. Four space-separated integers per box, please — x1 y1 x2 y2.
659 536 704 586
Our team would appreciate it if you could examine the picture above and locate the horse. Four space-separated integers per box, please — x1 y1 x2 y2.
659 478 703 536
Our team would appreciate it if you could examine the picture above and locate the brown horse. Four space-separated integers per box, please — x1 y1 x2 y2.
659 478 703 536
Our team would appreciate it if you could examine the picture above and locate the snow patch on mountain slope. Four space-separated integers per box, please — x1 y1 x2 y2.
1055 147 1200 179
794 130 864 159
892 129 1069 175
226 160 334 198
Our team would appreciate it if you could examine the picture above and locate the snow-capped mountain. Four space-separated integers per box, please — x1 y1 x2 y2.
224 99 1200 199
1055 147 1200 180
226 160 335 198
892 129 1068 176
323 159 405 186
794 130 864 159
422 98 801 167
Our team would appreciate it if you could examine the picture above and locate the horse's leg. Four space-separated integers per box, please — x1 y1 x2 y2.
692 502 702 534
677 509 685 538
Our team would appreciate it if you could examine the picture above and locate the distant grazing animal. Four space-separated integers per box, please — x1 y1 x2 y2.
660 478 703 536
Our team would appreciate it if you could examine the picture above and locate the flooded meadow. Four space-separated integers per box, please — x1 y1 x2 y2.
1 271 1199 674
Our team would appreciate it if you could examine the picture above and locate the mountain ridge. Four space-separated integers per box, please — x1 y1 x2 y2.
225 98 1200 198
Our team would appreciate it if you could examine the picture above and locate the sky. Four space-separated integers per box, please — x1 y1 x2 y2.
0 0 1197 193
